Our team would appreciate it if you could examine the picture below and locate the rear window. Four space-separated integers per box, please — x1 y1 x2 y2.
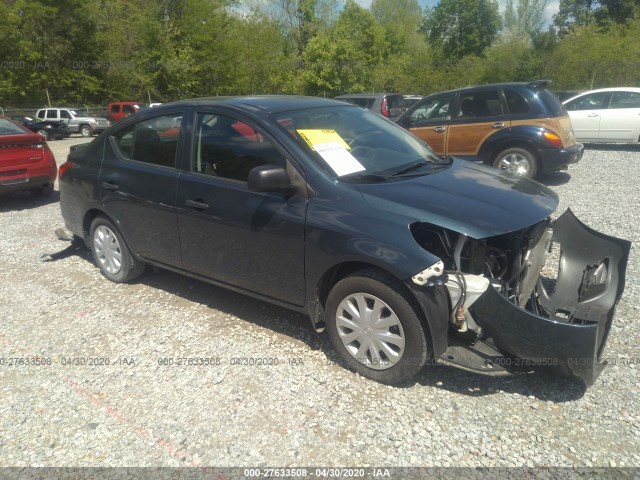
0 118 28 135
386 95 405 108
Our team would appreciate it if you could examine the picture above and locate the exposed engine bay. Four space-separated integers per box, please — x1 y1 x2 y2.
409 209 631 385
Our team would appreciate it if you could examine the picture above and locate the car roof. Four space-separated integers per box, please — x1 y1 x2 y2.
152 95 348 115
562 87 640 102
423 80 551 97
335 93 401 99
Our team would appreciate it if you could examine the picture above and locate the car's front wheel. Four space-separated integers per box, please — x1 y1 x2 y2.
80 124 94 137
493 147 538 178
325 269 430 384
89 216 144 283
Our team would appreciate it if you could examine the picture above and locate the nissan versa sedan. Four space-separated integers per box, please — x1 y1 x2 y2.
57 96 630 386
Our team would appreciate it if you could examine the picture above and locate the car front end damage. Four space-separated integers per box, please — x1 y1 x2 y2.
410 209 630 385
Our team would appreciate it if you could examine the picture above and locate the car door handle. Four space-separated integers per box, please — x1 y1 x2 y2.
101 182 119 191
492 122 506 129
433 127 446 133
588 114 600 117
185 199 210 210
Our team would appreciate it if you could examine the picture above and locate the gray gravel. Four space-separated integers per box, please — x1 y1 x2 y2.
0 137 639 468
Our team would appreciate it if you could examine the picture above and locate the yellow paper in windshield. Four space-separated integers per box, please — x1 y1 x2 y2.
297 129 351 151
296 129 365 177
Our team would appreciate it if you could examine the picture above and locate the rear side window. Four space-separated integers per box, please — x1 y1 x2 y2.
504 89 530 114
537 89 568 115
456 90 503 118
113 114 182 167
610 91 640 109
46 110 57 119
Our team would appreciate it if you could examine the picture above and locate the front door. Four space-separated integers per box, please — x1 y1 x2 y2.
565 91 610 142
176 111 307 305
406 93 455 154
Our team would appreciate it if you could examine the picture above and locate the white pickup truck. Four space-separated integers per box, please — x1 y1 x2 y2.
35 108 111 137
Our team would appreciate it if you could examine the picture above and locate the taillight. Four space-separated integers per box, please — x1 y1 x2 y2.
381 97 390 117
58 161 75 177
542 131 563 148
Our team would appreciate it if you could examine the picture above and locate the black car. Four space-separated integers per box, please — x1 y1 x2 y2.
11 115 71 141
57 96 630 386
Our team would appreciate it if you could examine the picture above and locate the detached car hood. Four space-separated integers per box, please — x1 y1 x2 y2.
357 159 558 239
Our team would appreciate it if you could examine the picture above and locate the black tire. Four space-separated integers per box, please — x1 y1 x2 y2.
325 269 430 385
80 124 94 137
36 129 49 141
492 147 538 179
30 183 54 197
89 216 144 283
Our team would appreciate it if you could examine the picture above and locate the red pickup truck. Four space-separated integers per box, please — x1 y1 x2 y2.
107 102 145 122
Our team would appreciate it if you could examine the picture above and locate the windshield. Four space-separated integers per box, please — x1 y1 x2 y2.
274 105 442 181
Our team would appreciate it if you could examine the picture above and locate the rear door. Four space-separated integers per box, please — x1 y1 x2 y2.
99 111 185 266
405 93 455 154
564 92 610 141
446 88 511 159
176 109 307 305
598 91 640 142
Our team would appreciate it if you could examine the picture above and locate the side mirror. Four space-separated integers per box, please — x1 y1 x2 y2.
247 164 293 193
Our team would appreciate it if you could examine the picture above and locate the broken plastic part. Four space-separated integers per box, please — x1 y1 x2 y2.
412 260 445 285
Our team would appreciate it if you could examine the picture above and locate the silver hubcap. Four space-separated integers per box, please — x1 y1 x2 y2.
93 225 122 274
336 293 405 370
496 153 531 176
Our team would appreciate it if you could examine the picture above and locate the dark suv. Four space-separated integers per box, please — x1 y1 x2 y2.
396 81 584 178
335 93 406 119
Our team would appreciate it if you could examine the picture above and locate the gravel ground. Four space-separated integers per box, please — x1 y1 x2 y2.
0 137 638 469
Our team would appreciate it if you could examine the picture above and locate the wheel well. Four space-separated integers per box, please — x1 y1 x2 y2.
484 141 541 169
316 261 438 356
82 208 108 243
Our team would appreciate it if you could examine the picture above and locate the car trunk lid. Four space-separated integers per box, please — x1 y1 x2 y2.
0 134 47 167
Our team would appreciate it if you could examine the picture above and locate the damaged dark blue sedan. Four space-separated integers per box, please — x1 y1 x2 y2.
57 96 630 386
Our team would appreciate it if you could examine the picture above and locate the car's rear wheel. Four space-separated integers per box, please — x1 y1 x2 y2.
36 129 49 141
89 216 144 283
493 147 538 178
80 124 94 137
325 269 430 384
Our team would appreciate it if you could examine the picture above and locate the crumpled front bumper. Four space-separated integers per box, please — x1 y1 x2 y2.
470 209 630 385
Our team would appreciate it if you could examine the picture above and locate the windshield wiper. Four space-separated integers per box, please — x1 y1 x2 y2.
389 161 430 177
339 172 390 182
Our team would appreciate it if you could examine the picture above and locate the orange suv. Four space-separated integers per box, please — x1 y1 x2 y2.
396 81 583 178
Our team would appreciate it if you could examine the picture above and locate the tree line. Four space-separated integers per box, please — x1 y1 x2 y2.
0 0 639 109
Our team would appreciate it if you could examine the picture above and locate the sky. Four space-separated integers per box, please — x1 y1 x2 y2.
354 0 560 26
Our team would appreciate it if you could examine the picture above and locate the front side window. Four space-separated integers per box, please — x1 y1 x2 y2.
192 112 286 182
410 94 453 123
610 91 640 109
60 110 72 119
565 92 610 111
113 114 182 167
